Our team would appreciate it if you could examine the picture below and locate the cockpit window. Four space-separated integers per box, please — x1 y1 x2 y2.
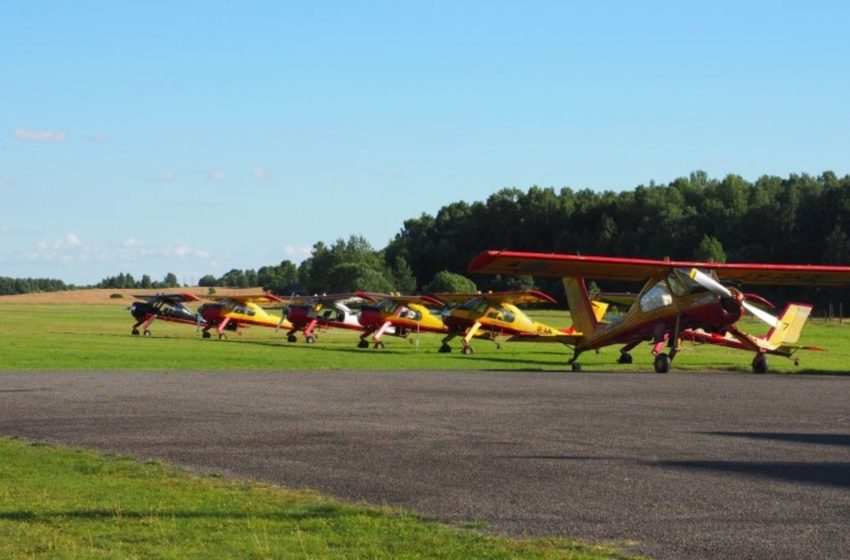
459 297 488 314
639 281 673 312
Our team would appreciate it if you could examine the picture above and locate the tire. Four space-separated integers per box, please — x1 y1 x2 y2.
438 344 452 353
752 354 768 374
654 353 671 374
617 352 633 364
287 334 297 343
374 341 385 350
461 346 474 355
358 339 369 349
571 362 582 372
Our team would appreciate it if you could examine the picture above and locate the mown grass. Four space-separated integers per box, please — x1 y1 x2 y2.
1 302 848 373
0 436 638 559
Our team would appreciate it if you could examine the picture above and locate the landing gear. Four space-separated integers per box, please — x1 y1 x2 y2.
218 333 227 340
287 334 297 343
461 346 474 355
132 328 140 336
358 339 369 349
202 331 211 339
305 335 317 344
654 353 671 374
373 341 385 350
571 362 582 372
438 344 452 353
617 352 633 364
143 329 152 337
752 354 768 374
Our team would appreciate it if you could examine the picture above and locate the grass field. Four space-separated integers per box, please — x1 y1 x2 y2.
1 300 849 373
1 296 846 558
0 436 637 560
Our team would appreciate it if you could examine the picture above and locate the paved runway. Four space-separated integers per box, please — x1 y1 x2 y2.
1 370 848 559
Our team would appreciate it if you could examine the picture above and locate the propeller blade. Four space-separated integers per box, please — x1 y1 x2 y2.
691 268 780 328
688 269 733 298
742 301 780 329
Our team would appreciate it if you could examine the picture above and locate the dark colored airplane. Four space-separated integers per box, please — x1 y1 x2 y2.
128 293 204 336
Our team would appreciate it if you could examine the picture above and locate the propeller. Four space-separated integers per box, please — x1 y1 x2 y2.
688 269 780 328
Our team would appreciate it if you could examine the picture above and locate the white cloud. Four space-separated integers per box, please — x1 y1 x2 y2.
163 244 210 259
12 128 67 143
88 132 109 143
54 233 82 249
209 169 226 182
150 172 177 183
252 167 270 180
284 244 312 257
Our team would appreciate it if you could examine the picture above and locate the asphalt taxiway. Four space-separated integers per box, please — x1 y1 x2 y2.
1 370 848 559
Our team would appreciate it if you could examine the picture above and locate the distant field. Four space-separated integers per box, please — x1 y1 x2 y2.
0 287 263 305
1 296 848 373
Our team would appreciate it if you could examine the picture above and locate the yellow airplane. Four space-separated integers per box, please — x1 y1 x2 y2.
432 290 571 354
198 294 293 339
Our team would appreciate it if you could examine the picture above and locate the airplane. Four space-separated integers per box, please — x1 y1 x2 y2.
356 292 449 349
198 293 291 339
430 290 571 354
468 250 850 373
128 293 205 336
282 293 377 343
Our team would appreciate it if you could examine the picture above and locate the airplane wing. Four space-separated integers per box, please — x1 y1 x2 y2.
134 293 201 303
468 250 850 286
431 290 557 305
203 293 283 304
358 292 446 307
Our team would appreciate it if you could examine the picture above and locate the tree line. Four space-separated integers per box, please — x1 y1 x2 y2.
4 171 850 306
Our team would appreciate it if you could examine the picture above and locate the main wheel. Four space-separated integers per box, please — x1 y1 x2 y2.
752 354 768 374
461 346 474 355
438 344 452 353
373 341 385 350
305 335 316 344
357 339 369 349
202 331 211 339
571 362 582 372
219 333 227 340
287 334 297 343
132 328 140 336
654 353 671 374
143 329 151 337
617 352 633 364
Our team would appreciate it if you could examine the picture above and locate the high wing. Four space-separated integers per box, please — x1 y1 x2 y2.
281 293 375 306
203 293 283 304
432 290 557 305
357 292 446 307
468 250 850 286
133 293 201 303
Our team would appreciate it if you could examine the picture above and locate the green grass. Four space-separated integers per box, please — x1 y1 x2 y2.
0 436 638 559
1 303 848 373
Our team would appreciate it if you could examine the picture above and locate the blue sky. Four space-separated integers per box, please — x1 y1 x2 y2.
2 1 849 284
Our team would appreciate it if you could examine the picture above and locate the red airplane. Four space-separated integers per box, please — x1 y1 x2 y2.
468 250 850 373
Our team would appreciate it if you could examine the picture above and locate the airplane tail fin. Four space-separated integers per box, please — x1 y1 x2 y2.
765 303 813 346
562 277 599 335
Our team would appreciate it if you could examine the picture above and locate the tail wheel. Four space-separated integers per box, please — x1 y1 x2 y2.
752 354 768 374
654 353 671 374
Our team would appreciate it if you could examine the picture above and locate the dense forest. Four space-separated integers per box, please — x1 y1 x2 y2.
4 171 850 307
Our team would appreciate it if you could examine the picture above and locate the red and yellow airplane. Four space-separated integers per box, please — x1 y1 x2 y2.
198 293 292 339
468 250 850 373
281 293 375 343
431 290 572 354
356 292 449 349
